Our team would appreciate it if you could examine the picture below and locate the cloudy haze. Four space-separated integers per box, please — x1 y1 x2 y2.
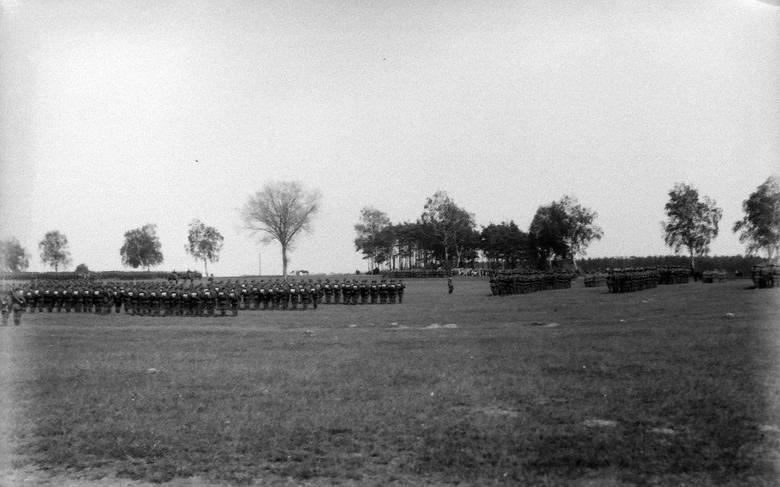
1 0 778 276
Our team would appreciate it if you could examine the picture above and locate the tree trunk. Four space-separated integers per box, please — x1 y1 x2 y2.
203 259 208 276
282 244 288 278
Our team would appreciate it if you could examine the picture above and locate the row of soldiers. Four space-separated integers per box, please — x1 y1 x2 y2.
318 278 405 304
606 268 659 293
4 277 407 318
489 271 575 296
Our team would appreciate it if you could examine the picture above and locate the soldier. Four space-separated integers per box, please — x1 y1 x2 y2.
308 281 318 310
216 285 228 317
160 287 170 316
23 286 33 313
388 280 398 304
359 280 369 304
240 284 249 310
53 285 62 312
10 286 26 326
397 280 405 303
252 280 270 309
351 280 360 305
61 286 72 312
149 287 160 316
42 285 53 312
0 287 10 325
332 280 341 304
126 286 136 315
300 282 309 310
201 286 212 316
369 280 378 304
379 280 388 304
314 279 322 306
289 282 299 310
137 287 148 316
323 279 333 304
228 286 239 316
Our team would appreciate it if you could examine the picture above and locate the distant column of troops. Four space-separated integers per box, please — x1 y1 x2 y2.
489 271 575 296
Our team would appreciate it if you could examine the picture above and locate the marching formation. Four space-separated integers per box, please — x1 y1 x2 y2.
489 270 575 296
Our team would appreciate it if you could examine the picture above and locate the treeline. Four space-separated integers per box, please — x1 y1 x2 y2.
355 192 602 272
0 270 203 281
576 255 764 276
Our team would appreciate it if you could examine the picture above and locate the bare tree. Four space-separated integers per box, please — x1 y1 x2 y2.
240 181 321 277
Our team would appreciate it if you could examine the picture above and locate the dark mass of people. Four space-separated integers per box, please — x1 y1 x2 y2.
1 277 407 326
605 268 659 293
488 270 575 296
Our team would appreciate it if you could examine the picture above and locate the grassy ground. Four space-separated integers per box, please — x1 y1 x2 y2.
3 278 780 485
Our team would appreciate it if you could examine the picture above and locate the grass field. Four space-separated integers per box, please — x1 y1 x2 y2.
2 278 780 486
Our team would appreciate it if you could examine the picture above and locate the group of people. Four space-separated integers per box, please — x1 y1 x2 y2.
488 270 575 296
605 268 660 294
0 276 407 325
318 278 405 304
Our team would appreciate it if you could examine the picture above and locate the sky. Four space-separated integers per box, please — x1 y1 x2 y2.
0 0 778 276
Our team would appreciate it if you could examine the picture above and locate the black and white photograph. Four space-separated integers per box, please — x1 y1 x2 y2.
1 0 778 485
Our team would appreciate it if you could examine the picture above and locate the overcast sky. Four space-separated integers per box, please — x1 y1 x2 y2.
1 0 778 276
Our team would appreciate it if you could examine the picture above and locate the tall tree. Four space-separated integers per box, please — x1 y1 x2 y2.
39 230 72 272
240 181 321 277
120 224 164 270
420 191 476 269
0 237 30 272
185 219 225 275
662 183 723 270
733 176 780 261
480 221 531 269
354 207 392 270
529 196 603 270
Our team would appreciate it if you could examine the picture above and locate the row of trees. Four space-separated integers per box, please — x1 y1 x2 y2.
0 181 322 278
354 176 780 272
1 176 777 276
0 220 225 275
354 191 603 272
664 176 780 269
